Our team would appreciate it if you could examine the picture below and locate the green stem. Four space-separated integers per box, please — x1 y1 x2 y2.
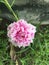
4 0 18 21
10 44 14 65
11 0 15 7
10 59 14 65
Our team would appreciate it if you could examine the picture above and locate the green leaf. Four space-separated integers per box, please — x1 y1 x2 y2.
0 61 3 65
0 0 4 3
0 31 5 35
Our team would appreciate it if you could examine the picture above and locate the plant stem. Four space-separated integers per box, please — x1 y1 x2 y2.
10 44 14 65
10 59 14 65
4 0 18 21
16 60 19 65
11 0 15 7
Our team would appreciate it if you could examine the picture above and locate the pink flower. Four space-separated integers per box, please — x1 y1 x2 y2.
7 19 36 47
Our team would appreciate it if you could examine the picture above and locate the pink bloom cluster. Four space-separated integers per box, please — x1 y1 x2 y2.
7 19 36 47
